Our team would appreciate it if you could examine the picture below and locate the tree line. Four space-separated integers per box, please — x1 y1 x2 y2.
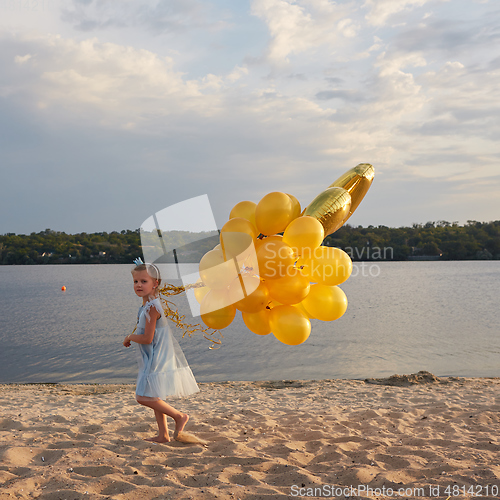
1 220 499 265
325 220 500 261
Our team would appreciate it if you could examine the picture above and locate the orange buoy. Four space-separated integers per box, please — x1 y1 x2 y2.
61 286 66 291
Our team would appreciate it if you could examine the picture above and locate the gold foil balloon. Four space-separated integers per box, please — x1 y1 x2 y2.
229 200 257 228
255 192 293 236
329 163 374 222
242 309 272 336
283 216 325 255
298 246 352 286
269 305 311 345
303 187 351 236
200 289 236 329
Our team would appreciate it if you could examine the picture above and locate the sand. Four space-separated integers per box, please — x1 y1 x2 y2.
1 372 500 500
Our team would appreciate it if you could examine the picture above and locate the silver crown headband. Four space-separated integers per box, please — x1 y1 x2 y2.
133 257 161 280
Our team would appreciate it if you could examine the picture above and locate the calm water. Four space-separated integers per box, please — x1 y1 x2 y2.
0 262 499 383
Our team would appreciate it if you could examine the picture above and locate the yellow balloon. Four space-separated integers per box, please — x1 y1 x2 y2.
228 275 270 313
229 200 257 228
193 279 210 304
255 192 293 236
252 235 283 270
269 305 311 346
267 298 283 308
303 187 351 236
302 284 347 321
298 246 352 286
200 289 236 329
286 193 301 222
282 216 325 256
220 217 258 259
261 234 283 243
265 268 310 305
199 248 237 289
256 240 296 280
329 163 374 222
295 300 315 319
242 309 272 336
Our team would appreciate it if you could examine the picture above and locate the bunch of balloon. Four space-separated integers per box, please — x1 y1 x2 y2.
196 163 374 346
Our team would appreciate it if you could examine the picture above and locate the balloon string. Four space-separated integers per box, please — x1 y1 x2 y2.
157 282 224 349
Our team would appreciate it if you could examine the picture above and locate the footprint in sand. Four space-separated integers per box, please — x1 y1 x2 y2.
78 424 103 434
36 488 88 500
99 480 136 496
32 449 65 466
0 418 24 431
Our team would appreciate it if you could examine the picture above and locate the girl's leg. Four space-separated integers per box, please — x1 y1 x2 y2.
136 396 189 438
149 410 169 443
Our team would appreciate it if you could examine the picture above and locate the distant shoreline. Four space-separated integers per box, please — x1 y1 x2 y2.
1 221 499 264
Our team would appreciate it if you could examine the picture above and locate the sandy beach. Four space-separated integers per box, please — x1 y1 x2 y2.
1 372 499 499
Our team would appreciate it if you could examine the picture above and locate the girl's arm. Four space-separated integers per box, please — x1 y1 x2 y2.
124 309 160 346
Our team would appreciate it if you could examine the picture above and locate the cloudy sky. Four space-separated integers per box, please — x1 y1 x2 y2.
1 0 499 234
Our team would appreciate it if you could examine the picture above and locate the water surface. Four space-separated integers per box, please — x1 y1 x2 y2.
0 262 498 383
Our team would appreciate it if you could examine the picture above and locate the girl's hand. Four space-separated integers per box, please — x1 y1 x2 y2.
123 335 132 347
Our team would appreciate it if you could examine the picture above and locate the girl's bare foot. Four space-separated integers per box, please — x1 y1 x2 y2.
145 435 170 443
173 414 189 439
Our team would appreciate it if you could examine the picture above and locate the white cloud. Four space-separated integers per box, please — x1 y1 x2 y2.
250 0 349 63
369 36 383 52
3 34 219 123
363 0 439 26
226 66 249 83
14 54 32 64
369 51 427 116
1 0 499 232
418 58 500 143
337 18 359 38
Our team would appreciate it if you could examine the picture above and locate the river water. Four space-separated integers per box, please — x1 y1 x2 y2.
0 262 498 383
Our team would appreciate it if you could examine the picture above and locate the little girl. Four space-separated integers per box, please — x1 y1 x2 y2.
123 262 199 443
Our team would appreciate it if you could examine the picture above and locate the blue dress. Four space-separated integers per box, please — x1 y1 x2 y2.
135 298 199 399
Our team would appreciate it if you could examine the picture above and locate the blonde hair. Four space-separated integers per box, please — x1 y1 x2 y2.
132 263 162 288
